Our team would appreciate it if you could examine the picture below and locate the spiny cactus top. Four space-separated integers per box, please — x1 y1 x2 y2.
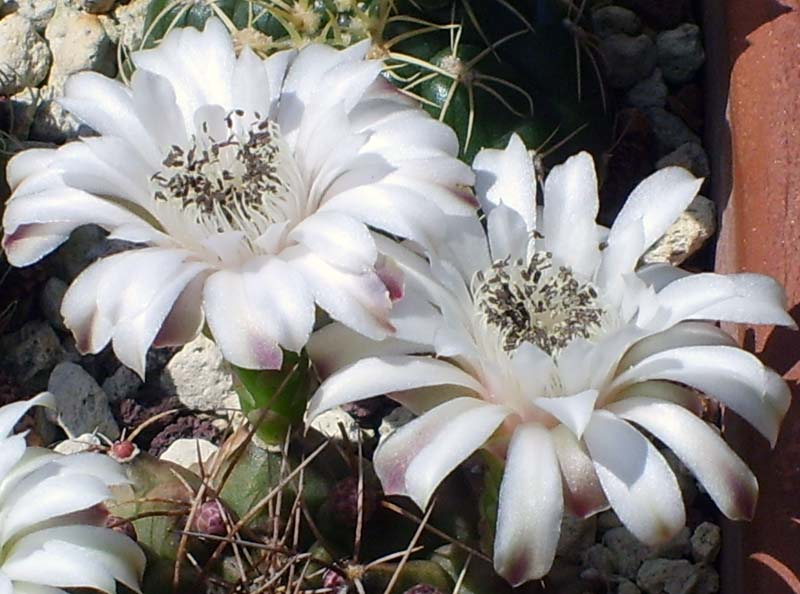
0 393 145 593
307 134 795 585
1 19 475 377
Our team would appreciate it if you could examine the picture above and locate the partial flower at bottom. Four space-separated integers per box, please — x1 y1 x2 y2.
1 18 474 377
306 134 795 585
0 393 146 593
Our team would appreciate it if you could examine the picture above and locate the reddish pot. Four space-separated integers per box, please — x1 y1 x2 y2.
704 1 800 593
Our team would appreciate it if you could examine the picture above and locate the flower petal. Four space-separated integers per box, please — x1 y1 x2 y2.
288 211 377 273
473 134 536 230
542 151 601 278
0 392 55 439
551 424 608 518
373 397 509 508
619 321 736 371
486 205 530 262
203 257 315 369
608 397 759 520
4 526 145 593
613 345 791 446
494 423 563 585
655 272 796 328
307 356 486 420
534 389 599 439
583 411 685 545
285 246 393 340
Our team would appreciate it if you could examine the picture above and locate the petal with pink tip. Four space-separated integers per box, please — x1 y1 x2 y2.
494 423 563 585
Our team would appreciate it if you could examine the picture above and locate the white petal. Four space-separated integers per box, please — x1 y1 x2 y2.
0 393 55 439
232 46 271 117
285 246 393 340
152 274 206 348
5 526 144 592
288 211 377 273
203 257 314 369
613 345 791 446
129 68 188 150
619 322 736 371
608 397 759 520
534 390 599 439
60 73 160 167
583 411 685 544
511 342 557 400
494 423 563 585
112 261 208 377
6 148 57 190
473 134 537 230
656 272 796 328
486 205 530 262
373 398 509 508
608 167 702 256
542 151 601 278
0 474 111 542
307 356 486 420
321 183 447 250
551 425 608 518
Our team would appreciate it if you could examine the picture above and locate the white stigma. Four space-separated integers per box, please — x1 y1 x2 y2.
473 252 605 356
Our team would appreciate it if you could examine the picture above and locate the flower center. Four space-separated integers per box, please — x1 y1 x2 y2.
151 111 299 240
474 252 605 355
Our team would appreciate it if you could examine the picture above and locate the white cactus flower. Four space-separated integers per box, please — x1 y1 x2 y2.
1 19 474 377
0 393 146 593
307 134 796 585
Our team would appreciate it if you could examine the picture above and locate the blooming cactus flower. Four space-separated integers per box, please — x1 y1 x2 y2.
1 19 474 377
307 135 795 585
0 393 146 593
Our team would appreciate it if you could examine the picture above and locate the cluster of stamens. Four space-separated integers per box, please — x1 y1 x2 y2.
474 252 605 355
151 111 289 232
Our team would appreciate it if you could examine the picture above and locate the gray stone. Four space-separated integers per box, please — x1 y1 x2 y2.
643 195 716 266
160 334 239 412
29 83 85 143
558 514 598 562
692 564 719 594
690 522 721 564
0 14 51 96
39 277 68 331
44 3 116 88
582 543 617 578
0 320 65 385
378 406 415 441
102 364 143 402
51 225 136 281
656 142 710 179
8 86 41 137
636 559 695 594
80 0 114 14
592 6 641 38
311 407 375 445
604 527 652 579
657 24 705 85
600 34 657 89
626 68 668 109
15 0 57 30
645 107 700 154
112 0 154 51
46 361 119 438
618 579 642 594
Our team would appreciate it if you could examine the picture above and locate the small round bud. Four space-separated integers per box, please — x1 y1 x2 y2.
105 515 138 542
193 500 227 536
109 440 139 462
